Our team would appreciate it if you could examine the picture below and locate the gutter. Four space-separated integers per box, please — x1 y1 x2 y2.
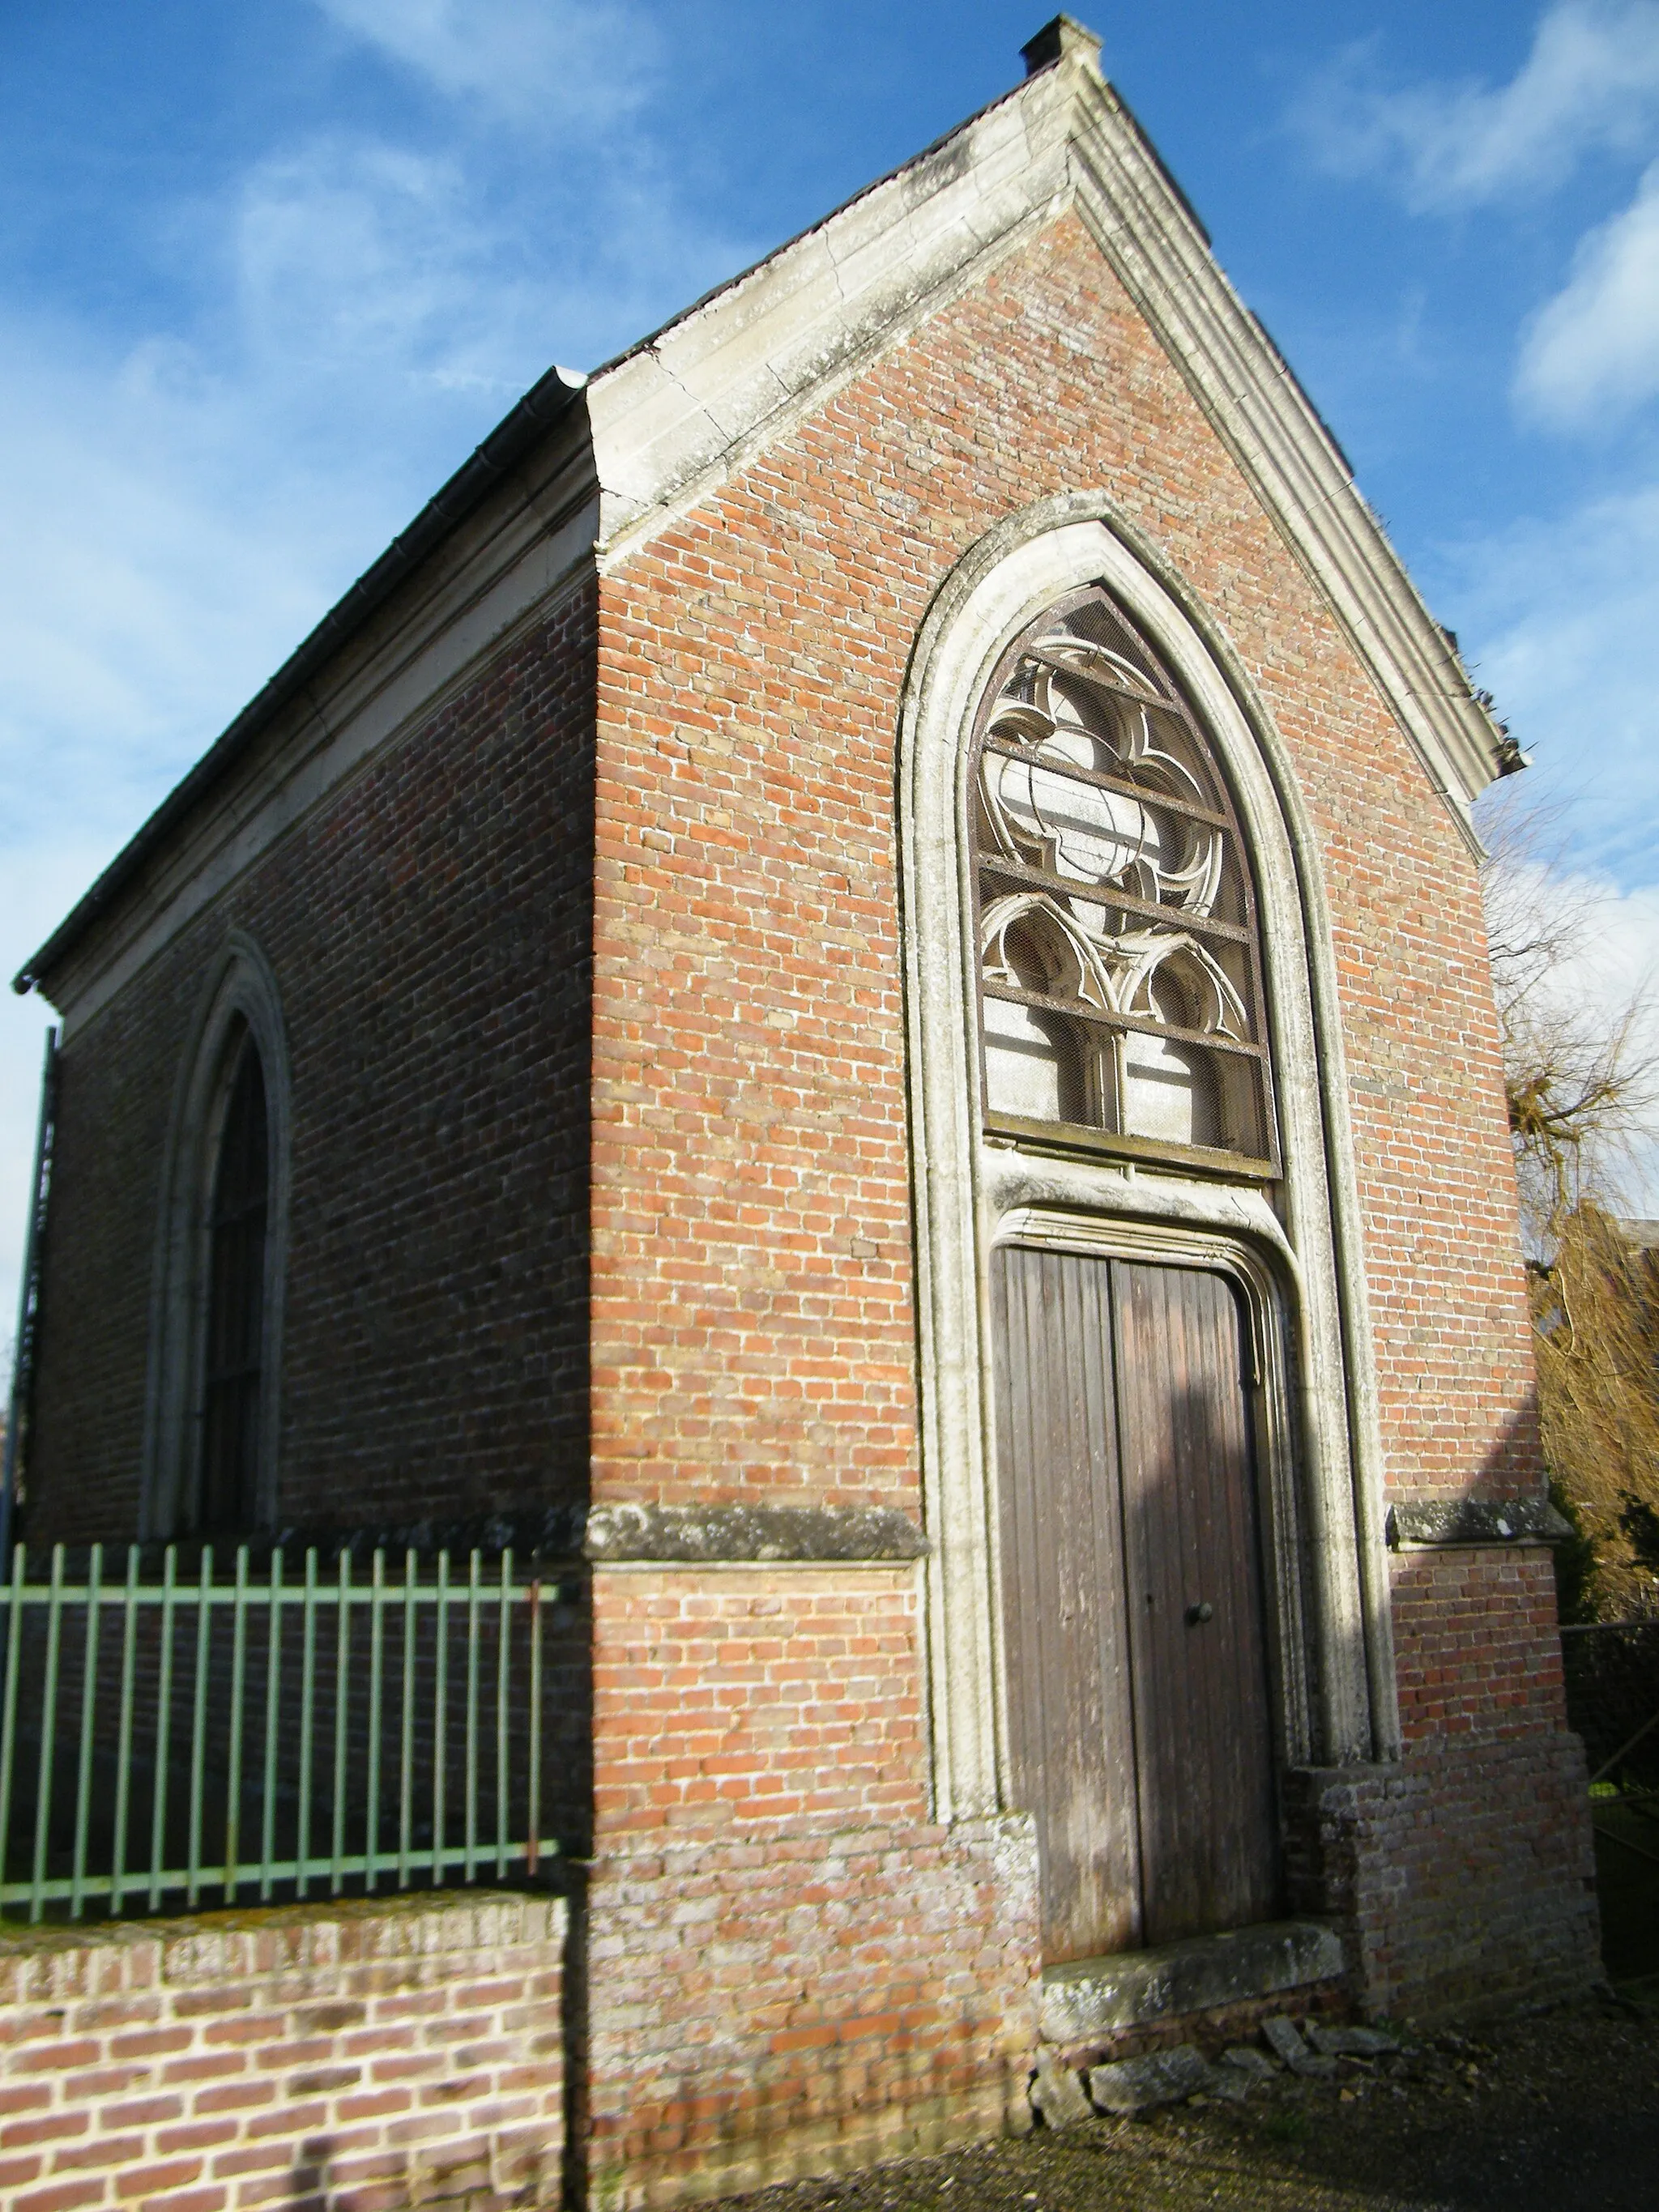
13 364 590 998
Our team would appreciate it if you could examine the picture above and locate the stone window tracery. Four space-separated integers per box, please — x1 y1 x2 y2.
972 586 1277 1172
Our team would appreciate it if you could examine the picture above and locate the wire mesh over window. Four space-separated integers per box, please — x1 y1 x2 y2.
972 587 1277 1175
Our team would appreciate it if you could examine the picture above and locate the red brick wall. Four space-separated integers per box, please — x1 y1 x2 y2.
580 1570 1037 2202
0 1892 565 2212
1391 1550 1569 1742
28 582 596 1542
1282 1551 1593 2022
587 207 1538 1529
591 1569 927 1839
1285 1734 1597 2022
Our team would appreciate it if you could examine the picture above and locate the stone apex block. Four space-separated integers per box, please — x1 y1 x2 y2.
1386 1497 1572 1549
1021 15 1102 76
583 1501 929 1563
1041 1918 1343 2043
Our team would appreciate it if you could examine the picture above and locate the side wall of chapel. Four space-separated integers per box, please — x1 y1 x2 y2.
26 582 599 1549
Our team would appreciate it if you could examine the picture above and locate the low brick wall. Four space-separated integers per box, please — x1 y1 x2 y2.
1286 1732 1599 2021
0 1890 565 2212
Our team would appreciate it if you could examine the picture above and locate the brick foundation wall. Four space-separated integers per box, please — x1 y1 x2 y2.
0 1890 565 2212
577 1569 1038 2206
1273 1549 1597 2023
585 1820 1039 2210
28 581 596 1543
1285 1731 1598 2022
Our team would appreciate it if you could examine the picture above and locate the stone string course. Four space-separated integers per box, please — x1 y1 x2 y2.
0 1892 565 2212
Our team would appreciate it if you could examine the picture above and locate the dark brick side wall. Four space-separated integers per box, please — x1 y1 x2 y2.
23 956 193 1537
28 580 597 1541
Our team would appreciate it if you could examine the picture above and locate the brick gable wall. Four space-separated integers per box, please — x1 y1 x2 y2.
581 207 1589 2189
588 208 1537 1536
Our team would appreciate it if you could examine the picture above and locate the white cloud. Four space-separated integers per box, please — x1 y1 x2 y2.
228 138 550 397
315 0 659 127
1300 1 1659 210
1446 478 1659 885
0 322 344 842
1516 158 1659 423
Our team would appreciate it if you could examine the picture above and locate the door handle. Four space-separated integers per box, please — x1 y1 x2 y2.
1185 1600 1213 1625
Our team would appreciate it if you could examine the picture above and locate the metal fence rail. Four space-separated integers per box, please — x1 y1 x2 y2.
0 1543 561 1923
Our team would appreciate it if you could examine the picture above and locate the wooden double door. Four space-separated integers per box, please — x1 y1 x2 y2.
992 1244 1281 1964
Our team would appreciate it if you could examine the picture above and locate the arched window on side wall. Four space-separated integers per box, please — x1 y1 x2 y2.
971 586 1278 1175
198 1021 269 1534
143 936 289 1543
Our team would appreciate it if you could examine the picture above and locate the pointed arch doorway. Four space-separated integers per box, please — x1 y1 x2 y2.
992 1239 1281 1962
898 502 1391 1902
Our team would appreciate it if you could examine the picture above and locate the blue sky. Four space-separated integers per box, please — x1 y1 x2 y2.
5 0 1659 1332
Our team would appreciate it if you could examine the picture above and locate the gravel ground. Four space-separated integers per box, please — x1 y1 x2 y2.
723 1996 1659 2212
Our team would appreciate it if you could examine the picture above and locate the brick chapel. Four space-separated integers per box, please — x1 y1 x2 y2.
10 20 1598 2204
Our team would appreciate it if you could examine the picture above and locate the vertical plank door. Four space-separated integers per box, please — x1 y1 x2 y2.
1111 1259 1281 1945
992 1244 1282 1963
992 1245 1142 1962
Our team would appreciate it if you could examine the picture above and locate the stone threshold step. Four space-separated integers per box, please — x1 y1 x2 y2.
1041 1918 1344 2042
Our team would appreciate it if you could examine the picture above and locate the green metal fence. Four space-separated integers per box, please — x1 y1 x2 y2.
0 1543 565 1923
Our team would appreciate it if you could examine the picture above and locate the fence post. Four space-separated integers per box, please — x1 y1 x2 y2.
111 1545 139 1912
70 1542 103 1917
0 1545 25 1895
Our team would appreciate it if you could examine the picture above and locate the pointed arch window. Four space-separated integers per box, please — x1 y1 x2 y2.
144 936 289 1543
198 1021 269 1533
972 586 1277 1174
